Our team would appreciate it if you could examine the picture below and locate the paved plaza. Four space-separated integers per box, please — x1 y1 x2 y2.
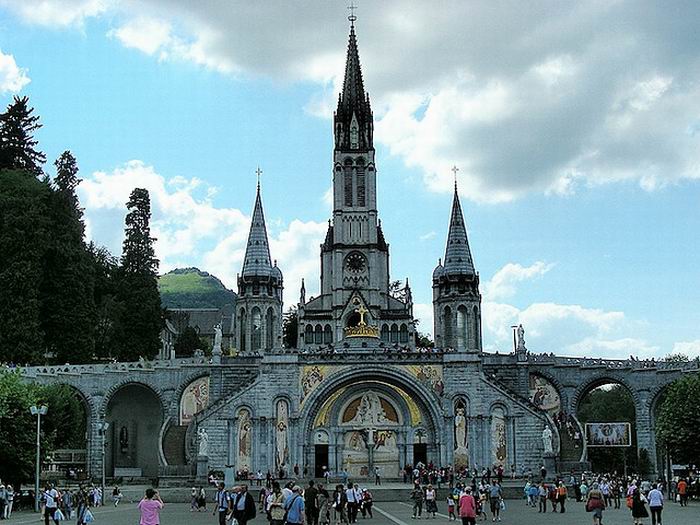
7 500 700 525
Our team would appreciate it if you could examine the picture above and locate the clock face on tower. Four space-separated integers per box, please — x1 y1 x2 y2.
345 252 367 274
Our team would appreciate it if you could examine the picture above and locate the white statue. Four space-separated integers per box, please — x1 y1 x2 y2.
516 324 526 351
275 400 289 467
350 392 387 426
198 427 209 457
213 323 223 354
542 426 553 454
454 408 467 450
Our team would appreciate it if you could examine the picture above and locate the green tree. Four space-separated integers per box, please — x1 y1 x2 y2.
656 373 700 466
89 243 120 361
0 96 46 176
40 152 96 364
173 326 207 357
282 306 298 348
0 170 51 364
113 188 163 361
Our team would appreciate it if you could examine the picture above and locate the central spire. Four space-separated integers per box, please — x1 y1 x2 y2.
241 182 273 278
442 182 476 276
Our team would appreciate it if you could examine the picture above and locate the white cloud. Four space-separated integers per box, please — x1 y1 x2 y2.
671 339 700 359
108 17 173 56
0 0 108 27
419 231 436 241
413 303 434 337
483 261 554 301
0 50 30 94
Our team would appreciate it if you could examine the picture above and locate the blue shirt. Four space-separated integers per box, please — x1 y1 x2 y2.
285 495 305 524
216 490 230 511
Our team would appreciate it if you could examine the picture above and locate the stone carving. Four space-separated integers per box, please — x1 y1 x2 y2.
197 427 209 457
542 425 553 454
237 410 252 470
516 324 526 351
213 323 223 355
491 407 507 465
453 401 469 468
275 400 289 468
349 392 387 426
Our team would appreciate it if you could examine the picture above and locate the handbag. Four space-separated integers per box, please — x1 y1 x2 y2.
83 509 95 523
54 509 65 521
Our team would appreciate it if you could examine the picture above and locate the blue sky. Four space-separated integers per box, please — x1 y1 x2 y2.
1 1 699 358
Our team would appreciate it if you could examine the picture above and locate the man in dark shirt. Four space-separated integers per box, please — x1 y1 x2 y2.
305 480 319 525
232 485 256 525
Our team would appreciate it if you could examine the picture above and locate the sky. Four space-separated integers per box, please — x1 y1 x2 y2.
1 0 699 359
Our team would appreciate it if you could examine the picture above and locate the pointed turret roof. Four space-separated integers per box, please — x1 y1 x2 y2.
442 184 476 275
341 23 366 113
241 183 274 278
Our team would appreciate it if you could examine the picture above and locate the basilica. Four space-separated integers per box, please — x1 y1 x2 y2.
23 17 691 484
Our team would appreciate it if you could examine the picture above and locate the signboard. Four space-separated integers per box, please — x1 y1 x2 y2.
585 422 632 447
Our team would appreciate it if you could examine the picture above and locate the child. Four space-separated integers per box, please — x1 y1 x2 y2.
447 493 456 520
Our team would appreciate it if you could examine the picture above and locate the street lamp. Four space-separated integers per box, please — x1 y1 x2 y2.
97 420 110 506
30 405 48 513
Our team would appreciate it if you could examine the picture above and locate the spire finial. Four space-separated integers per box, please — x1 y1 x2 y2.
347 1 358 25
255 166 263 190
451 165 460 192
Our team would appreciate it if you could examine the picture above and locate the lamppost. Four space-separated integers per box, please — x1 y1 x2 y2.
97 420 109 506
30 405 48 512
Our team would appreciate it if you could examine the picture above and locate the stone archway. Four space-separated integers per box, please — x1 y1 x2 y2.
105 383 164 477
300 367 443 477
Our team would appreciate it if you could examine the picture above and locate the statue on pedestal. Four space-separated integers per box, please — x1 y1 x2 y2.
197 427 209 457
542 425 553 455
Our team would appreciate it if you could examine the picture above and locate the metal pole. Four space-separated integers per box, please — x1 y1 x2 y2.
34 413 41 513
101 424 106 506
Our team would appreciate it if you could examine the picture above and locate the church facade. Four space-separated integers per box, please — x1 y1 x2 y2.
20 19 699 483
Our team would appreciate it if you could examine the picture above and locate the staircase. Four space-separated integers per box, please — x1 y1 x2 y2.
163 424 188 465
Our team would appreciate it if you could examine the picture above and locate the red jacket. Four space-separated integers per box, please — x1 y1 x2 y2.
459 494 476 518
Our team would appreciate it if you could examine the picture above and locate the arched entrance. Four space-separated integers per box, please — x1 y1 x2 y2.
575 378 638 475
105 383 163 477
46 384 92 480
302 369 442 478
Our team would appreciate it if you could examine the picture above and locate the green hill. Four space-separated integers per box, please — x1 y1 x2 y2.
158 267 236 309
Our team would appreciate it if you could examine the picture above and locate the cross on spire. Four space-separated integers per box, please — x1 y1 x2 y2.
451 165 459 191
347 1 358 24
255 166 263 189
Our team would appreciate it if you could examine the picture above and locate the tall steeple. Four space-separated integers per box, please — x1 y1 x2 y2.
334 18 373 151
442 184 476 276
432 172 482 353
241 183 273 278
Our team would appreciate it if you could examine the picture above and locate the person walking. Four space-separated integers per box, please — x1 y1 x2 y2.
458 487 477 525
137 489 164 525
61 488 73 519
268 482 287 525
425 484 438 518
285 486 306 525
489 482 502 522
318 484 331 525
648 483 663 525
112 486 123 507
305 480 319 525
212 482 231 525
361 489 373 519
677 478 688 506
232 485 257 525
630 488 649 525
537 482 547 513
410 483 424 519
557 481 567 513
374 467 381 486
43 483 61 525
333 484 348 525
75 486 90 525
586 483 605 525
346 483 359 524
190 487 198 512
3 484 13 519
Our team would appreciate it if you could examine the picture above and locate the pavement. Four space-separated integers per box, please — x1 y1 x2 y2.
5 500 700 525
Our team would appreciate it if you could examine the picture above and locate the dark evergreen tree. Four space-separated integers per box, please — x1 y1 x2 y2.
656 373 700 466
0 170 51 364
282 306 298 348
89 243 120 361
40 152 96 364
0 96 46 176
113 188 163 361
173 326 206 357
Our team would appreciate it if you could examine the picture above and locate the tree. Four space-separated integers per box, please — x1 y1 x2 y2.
89 243 120 361
173 326 207 357
0 170 51 364
0 96 46 176
112 188 163 361
656 373 700 466
40 152 96 364
282 306 298 348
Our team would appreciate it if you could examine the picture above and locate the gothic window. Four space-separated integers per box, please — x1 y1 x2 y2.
314 325 323 344
472 306 480 349
239 309 247 353
253 282 260 295
390 323 399 344
305 325 314 344
323 325 332 344
399 324 409 343
443 306 453 348
344 159 353 207
457 306 468 350
265 308 274 349
251 307 262 351
356 167 365 207
381 324 389 342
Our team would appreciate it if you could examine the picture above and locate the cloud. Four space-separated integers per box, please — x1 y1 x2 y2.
6 1 700 200
419 231 436 241
0 50 30 94
483 261 554 300
672 339 700 359
413 303 434 337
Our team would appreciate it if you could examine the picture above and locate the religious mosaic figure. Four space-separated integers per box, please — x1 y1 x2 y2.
349 392 387 426
275 400 289 468
237 409 252 470
301 366 324 400
453 401 469 468
491 408 507 465
180 377 210 425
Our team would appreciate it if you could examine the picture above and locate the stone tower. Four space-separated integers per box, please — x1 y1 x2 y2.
432 182 482 352
297 19 415 349
235 182 283 352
